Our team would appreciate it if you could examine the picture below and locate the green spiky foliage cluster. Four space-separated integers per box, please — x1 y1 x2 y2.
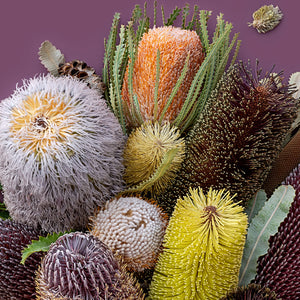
102 2 240 134
157 62 298 214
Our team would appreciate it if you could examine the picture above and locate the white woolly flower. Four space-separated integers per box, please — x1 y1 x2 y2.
90 196 168 272
0 74 125 233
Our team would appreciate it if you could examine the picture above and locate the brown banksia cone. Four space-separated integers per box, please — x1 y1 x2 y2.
58 59 106 95
254 164 300 299
0 219 45 299
36 232 145 300
158 61 298 214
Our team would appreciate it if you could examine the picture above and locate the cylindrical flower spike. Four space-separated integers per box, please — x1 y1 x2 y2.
149 187 248 300
122 26 205 128
90 196 168 272
0 74 125 233
36 232 145 299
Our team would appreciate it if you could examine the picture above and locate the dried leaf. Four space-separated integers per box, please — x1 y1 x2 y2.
38 40 65 76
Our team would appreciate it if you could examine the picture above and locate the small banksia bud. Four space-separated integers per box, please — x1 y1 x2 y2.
149 187 248 300
36 232 145 299
90 196 168 272
0 219 45 299
254 164 300 298
123 122 185 196
0 74 125 233
122 26 205 127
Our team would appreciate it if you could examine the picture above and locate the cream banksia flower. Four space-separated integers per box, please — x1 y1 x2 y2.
36 232 144 299
90 196 168 272
123 122 185 195
0 75 125 233
149 187 248 300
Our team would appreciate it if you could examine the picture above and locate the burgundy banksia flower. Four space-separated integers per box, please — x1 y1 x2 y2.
0 219 45 299
254 164 300 298
36 232 145 300
221 284 279 299
158 62 298 214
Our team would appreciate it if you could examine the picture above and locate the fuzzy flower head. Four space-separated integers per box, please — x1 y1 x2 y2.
149 187 248 300
123 122 185 196
0 75 125 233
36 232 144 299
90 196 168 272
122 26 205 127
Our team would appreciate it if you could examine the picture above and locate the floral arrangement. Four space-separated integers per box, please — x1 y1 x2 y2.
0 2 299 299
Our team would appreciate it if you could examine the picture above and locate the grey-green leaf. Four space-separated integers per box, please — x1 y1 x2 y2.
38 40 65 76
245 189 267 223
239 185 295 286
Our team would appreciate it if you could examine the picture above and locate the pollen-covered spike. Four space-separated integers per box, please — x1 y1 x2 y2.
149 187 248 299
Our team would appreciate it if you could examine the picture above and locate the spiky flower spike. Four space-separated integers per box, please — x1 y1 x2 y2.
122 26 205 128
221 284 279 300
0 219 46 299
158 62 298 213
123 122 185 195
90 196 168 272
149 187 248 300
254 164 300 298
0 75 125 233
36 232 145 299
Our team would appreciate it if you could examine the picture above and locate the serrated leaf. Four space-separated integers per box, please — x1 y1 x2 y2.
239 185 295 286
165 7 181 26
245 189 267 223
21 232 66 265
38 40 65 76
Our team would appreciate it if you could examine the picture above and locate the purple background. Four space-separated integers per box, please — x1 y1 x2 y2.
0 0 299 101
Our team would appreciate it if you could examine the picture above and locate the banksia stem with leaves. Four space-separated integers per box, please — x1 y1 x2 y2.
149 187 248 300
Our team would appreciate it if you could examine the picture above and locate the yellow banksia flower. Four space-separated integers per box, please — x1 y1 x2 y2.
149 187 248 300
122 26 205 126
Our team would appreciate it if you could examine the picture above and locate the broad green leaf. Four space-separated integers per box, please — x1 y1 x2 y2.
245 189 267 223
21 232 66 265
239 185 295 286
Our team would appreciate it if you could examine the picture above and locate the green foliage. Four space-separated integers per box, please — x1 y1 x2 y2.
245 190 267 223
239 185 295 286
21 232 67 265
0 202 10 220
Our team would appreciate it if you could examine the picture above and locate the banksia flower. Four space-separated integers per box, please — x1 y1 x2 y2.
0 75 125 233
158 62 298 213
122 26 205 127
123 122 185 195
0 219 45 299
149 187 248 300
221 284 279 300
90 196 168 272
254 164 300 298
36 232 144 299
248 5 283 33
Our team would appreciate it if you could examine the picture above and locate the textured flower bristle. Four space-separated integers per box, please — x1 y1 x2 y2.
90 196 168 272
221 284 279 300
254 164 300 298
122 26 205 127
0 219 45 299
36 232 145 299
158 62 298 214
0 75 125 233
123 122 185 196
149 187 248 299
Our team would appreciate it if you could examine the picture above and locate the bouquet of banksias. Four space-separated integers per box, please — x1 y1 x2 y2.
0 2 299 299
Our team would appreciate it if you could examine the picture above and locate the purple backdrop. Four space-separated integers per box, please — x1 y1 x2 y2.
0 0 299 100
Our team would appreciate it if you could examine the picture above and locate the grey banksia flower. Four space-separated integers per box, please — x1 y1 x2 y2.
0 74 126 233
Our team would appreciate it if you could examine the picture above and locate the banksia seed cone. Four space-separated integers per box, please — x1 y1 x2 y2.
149 187 248 300
122 26 205 127
90 196 168 272
158 62 298 213
254 164 300 298
0 75 125 233
36 232 144 300
123 122 185 195
221 284 279 300
0 219 45 299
